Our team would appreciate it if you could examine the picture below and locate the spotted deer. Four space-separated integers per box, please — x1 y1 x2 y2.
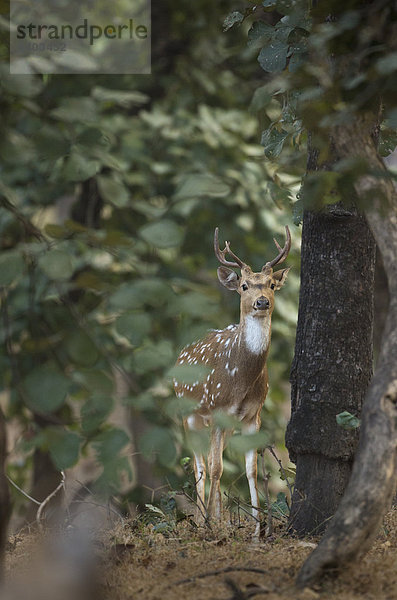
174 226 291 536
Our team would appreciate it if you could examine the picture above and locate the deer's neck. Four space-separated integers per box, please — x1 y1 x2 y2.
239 314 271 356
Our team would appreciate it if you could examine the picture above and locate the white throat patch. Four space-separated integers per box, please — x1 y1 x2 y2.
243 315 271 355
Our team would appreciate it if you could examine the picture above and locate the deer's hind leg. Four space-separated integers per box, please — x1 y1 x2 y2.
192 452 206 522
207 427 225 521
186 415 207 523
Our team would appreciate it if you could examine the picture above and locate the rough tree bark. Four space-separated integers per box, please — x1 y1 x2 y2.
296 113 397 587
286 147 376 535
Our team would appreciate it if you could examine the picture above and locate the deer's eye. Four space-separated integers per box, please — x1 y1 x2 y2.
270 283 275 290
241 283 248 291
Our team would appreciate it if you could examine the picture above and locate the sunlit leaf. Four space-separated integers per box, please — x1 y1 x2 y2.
336 411 360 430
97 175 130 207
223 11 244 32
228 431 268 453
139 219 183 248
38 250 74 280
174 174 230 199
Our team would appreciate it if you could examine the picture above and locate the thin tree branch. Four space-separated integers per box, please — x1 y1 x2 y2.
36 470 65 530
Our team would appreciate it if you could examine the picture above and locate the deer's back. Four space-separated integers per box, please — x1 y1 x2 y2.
174 325 268 423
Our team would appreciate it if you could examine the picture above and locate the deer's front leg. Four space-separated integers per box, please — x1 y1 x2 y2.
207 427 225 520
244 421 261 538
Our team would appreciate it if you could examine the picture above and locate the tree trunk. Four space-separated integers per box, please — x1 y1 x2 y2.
296 113 397 587
286 158 376 535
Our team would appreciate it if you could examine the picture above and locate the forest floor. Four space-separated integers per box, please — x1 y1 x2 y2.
4 508 397 600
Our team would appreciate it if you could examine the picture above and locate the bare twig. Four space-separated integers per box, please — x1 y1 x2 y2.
173 566 269 587
36 470 65 530
70 500 125 524
223 578 273 599
223 492 261 523
6 475 41 505
266 446 294 503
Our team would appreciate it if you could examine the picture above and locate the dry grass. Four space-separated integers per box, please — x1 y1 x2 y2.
4 509 397 600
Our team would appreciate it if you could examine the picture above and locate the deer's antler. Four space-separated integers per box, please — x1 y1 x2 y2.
263 225 291 271
214 227 246 269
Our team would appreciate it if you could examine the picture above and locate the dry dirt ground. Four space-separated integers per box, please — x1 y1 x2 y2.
4 509 397 600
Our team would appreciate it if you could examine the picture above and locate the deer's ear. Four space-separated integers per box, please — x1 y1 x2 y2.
272 267 291 290
217 267 240 291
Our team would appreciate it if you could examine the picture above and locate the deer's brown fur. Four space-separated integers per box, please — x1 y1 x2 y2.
174 227 291 536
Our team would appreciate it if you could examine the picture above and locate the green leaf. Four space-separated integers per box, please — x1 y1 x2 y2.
93 428 130 463
336 411 360 430
164 397 198 419
145 503 166 517
228 431 268 453
139 426 177 467
375 52 397 75
73 369 114 395
45 428 81 470
91 86 149 107
38 249 74 280
249 86 272 112
212 410 241 430
44 224 68 239
248 21 274 47
167 364 210 385
35 127 70 161
174 174 230 200
261 128 289 159
0 69 43 97
109 279 171 310
139 219 183 248
76 127 109 149
267 181 292 207
133 340 174 374
65 330 99 367
62 152 99 182
24 366 71 413
97 175 130 208
386 108 397 129
258 41 288 73
50 98 98 123
115 312 151 345
272 491 289 517
81 395 113 433
0 251 24 286
178 291 218 318
223 11 244 32
108 283 144 310
279 465 296 481
185 429 210 455
378 129 397 158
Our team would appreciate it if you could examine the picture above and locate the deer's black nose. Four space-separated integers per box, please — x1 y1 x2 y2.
254 296 270 310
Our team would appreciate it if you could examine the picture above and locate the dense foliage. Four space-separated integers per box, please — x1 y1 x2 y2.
0 0 300 517
227 0 397 217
